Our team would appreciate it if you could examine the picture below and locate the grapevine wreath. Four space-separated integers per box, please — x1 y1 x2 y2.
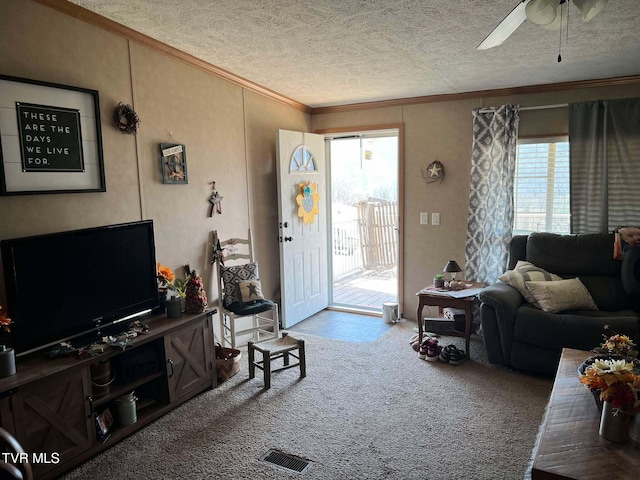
112 102 140 135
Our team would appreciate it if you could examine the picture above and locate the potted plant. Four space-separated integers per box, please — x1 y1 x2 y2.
173 277 187 311
434 273 445 289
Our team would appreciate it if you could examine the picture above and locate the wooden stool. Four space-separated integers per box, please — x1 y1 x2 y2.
248 333 306 390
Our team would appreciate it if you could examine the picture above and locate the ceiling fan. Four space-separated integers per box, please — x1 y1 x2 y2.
477 0 609 50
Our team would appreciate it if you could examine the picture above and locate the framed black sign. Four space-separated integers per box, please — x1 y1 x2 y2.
16 102 84 172
0 75 105 195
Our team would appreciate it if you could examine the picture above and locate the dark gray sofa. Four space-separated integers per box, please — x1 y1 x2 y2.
479 232 640 377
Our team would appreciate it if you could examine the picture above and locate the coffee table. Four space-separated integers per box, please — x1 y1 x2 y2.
530 348 640 479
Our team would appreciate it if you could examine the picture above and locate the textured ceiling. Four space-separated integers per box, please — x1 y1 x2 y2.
68 0 640 108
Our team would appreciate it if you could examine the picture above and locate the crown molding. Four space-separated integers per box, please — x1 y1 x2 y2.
311 75 640 115
34 0 312 114
33 1 640 118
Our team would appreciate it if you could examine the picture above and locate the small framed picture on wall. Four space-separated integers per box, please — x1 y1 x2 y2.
160 143 188 185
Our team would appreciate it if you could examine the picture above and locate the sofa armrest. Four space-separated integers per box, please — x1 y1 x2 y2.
622 246 640 302
478 282 524 367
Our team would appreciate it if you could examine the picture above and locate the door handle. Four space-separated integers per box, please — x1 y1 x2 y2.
284 236 292 242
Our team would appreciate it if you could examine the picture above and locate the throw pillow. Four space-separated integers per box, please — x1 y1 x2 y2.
498 260 562 306
235 280 265 305
525 278 599 313
220 262 259 307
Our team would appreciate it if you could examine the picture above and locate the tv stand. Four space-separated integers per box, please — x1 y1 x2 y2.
0 310 216 479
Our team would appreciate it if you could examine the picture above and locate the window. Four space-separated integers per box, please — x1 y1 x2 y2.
513 137 570 235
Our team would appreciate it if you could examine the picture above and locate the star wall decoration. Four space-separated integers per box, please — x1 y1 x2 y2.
421 160 445 185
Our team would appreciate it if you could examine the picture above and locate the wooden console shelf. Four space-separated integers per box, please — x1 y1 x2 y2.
0 309 217 479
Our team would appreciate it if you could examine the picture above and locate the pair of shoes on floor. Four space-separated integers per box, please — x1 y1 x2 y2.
418 338 442 362
438 344 466 365
409 333 421 352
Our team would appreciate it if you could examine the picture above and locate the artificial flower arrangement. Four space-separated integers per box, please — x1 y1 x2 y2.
578 326 640 415
157 263 207 313
157 263 188 298
0 304 13 332
592 328 638 358
579 358 640 415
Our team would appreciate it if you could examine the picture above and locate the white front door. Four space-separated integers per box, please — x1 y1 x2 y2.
276 129 328 328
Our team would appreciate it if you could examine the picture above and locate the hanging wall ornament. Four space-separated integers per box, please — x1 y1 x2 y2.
296 181 319 224
421 160 445 185
208 181 223 217
112 103 140 135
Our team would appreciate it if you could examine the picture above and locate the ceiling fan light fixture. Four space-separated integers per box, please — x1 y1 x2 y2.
525 0 558 26
541 1 569 31
573 0 608 22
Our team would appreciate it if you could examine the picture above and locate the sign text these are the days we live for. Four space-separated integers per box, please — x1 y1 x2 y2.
16 102 85 172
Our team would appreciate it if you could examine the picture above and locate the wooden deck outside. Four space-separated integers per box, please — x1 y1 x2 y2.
332 267 397 310
332 200 398 311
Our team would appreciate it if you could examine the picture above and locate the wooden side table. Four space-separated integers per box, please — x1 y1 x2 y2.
415 284 484 358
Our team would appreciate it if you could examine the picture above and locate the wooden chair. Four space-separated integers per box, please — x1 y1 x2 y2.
0 428 32 480
248 333 306 390
213 229 280 348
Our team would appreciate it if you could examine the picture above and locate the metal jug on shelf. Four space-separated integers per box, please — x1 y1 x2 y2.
115 391 137 426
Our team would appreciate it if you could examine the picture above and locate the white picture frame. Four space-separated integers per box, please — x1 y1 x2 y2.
0 75 105 195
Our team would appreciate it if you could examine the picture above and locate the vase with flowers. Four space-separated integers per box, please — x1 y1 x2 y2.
579 357 640 443
591 327 638 359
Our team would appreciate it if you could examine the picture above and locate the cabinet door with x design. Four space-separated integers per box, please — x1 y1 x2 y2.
165 314 215 403
9 367 93 478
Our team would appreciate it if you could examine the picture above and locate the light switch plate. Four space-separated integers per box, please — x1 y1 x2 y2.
432 213 440 225
420 212 428 225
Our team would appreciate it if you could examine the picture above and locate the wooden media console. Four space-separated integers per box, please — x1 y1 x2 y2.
0 310 216 479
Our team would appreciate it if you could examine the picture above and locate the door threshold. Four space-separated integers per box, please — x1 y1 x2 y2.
327 306 382 318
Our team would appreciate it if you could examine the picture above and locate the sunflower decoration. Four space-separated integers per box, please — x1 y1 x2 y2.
157 263 175 288
296 181 320 224
0 305 13 333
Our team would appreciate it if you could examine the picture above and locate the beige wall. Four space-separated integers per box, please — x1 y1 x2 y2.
2 0 640 330
313 83 640 320
0 0 310 335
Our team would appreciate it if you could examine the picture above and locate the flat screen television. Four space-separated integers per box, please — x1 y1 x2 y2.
1 220 159 356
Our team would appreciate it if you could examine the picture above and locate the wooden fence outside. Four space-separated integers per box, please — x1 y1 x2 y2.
357 200 398 269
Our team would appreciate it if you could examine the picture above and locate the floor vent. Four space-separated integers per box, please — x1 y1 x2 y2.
261 449 312 474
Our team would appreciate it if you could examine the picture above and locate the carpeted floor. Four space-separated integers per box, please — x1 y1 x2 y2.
63 320 553 480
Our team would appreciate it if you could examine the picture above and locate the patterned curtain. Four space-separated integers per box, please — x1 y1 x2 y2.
569 98 640 233
465 104 520 285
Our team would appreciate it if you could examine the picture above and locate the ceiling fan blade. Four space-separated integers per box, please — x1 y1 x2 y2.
477 0 530 50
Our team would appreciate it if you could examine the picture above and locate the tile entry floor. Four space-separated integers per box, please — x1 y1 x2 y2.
288 309 393 342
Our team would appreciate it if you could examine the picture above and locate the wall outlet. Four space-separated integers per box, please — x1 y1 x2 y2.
420 212 428 225
431 212 440 226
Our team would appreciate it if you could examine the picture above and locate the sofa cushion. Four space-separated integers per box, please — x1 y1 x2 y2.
525 278 598 313
498 260 562 306
513 304 640 352
526 232 619 277
579 275 633 311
